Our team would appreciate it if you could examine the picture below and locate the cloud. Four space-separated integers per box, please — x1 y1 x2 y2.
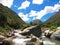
18 13 29 21
0 0 14 8
29 4 60 19
18 0 30 10
53 4 60 12
32 0 43 4
18 3 60 22
29 10 37 17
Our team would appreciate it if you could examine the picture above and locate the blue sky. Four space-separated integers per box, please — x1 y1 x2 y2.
0 0 60 23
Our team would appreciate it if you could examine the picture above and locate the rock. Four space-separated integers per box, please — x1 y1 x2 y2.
0 35 6 39
51 30 60 40
30 38 37 42
3 37 13 45
14 33 26 38
23 25 42 37
44 30 53 38
57 27 60 30
0 32 5 36
0 35 6 45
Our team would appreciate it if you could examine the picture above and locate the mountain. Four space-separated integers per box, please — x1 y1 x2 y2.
30 19 42 25
44 11 60 26
0 4 25 30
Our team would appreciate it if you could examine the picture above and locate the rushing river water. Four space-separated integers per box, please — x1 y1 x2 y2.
42 37 60 45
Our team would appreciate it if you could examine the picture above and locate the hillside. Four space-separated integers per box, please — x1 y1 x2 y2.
0 4 26 30
44 11 60 26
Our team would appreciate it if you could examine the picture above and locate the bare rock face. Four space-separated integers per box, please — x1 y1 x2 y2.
29 25 42 37
22 25 42 37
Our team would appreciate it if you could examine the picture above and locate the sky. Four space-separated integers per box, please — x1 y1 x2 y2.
0 0 60 23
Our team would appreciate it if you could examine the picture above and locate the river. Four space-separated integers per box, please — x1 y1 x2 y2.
42 37 60 45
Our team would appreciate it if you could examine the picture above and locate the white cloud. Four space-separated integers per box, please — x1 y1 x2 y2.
18 13 29 21
29 10 37 17
32 0 43 4
18 3 60 22
18 0 30 10
29 4 60 20
0 0 14 8
53 4 60 12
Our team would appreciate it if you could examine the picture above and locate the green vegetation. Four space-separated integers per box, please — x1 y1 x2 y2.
0 4 26 31
0 3 60 32
41 11 60 30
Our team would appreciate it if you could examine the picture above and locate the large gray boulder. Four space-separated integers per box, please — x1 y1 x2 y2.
22 25 42 37
51 30 60 40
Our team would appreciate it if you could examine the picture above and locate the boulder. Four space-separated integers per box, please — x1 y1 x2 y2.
51 30 60 40
23 25 42 37
0 35 6 45
0 35 6 39
3 37 13 45
44 30 53 38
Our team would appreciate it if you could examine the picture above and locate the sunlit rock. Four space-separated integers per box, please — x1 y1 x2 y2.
44 30 53 38
51 30 60 40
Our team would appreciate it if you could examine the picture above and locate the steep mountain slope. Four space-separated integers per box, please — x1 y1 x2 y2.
45 11 60 26
0 4 25 29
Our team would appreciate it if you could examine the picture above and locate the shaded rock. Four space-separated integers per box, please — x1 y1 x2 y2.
30 38 37 42
0 35 6 45
3 37 13 45
23 25 42 37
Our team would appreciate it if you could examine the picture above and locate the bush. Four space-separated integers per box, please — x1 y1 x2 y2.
0 26 4 32
50 25 57 30
5 26 12 31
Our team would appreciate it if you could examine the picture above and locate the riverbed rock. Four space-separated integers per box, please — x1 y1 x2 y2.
51 30 60 40
0 35 6 45
0 35 6 39
3 37 13 45
23 25 42 37
44 30 53 38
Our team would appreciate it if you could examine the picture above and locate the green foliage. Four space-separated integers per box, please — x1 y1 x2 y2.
50 25 57 30
0 4 26 31
4 26 12 31
44 10 60 27
0 26 4 32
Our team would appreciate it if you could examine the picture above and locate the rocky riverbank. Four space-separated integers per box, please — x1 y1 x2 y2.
0 26 60 45
0 25 43 45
